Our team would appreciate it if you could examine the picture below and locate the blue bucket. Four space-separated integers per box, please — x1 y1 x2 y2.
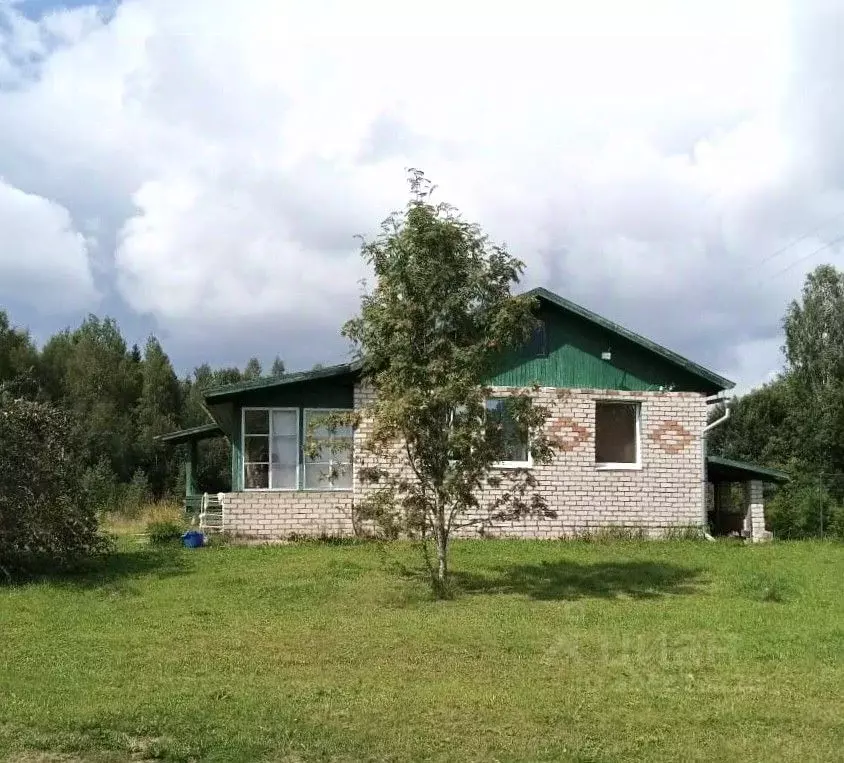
182 530 205 548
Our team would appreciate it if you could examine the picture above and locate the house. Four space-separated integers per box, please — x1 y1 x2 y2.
159 287 787 541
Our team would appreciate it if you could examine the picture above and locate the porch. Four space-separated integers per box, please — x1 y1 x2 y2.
705 455 789 541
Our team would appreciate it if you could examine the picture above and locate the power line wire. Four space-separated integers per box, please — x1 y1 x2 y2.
761 232 844 283
750 208 844 271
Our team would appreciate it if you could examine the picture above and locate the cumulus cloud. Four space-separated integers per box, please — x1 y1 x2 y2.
1 0 843 382
0 178 97 311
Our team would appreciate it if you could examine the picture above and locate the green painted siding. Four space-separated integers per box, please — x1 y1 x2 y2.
207 378 355 492
488 306 713 392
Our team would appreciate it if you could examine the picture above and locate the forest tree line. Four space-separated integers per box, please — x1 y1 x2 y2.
0 313 281 513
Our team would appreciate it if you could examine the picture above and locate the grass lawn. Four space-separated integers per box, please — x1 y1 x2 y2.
1 539 842 762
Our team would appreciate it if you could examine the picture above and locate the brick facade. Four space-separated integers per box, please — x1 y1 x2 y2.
220 490 354 538
355 384 707 538
219 383 709 540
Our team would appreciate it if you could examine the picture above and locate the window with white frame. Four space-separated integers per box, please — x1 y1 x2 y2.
485 397 530 466
243 408 299 489
595 401 640 468
304 409 354 489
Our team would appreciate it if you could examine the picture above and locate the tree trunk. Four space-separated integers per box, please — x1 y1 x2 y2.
434 506 449 597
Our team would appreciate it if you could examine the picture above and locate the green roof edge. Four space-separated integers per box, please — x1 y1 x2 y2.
155 422 224 444
525 287 735 391
203 360 363 400
706 455 790 483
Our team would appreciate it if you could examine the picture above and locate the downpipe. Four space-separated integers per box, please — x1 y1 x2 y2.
701 394 732 539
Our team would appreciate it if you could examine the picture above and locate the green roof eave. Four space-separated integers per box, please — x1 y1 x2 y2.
155 423 224 445
203 360 363 402
526 287 735 392
706 455 789 483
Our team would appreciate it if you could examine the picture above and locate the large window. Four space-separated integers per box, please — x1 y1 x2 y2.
595 402 640 469
304 409 353 490
242 407 354 490
243 408 298 489
485 397 530 466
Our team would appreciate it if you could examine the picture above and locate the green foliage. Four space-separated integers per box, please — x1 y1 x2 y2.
710 264 844 537
766 477 844 540
121 468 152 517
0 311 39 394
80 455 121 514
243 357 262 380
0 396 106 574
343 171 556 594
146 519 185 545
270 355 286 377
134 337 181 497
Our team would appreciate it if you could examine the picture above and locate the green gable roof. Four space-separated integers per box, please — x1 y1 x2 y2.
521 287 734 393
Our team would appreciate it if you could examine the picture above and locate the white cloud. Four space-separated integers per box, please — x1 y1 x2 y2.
0 178 97 311
2 0 844 385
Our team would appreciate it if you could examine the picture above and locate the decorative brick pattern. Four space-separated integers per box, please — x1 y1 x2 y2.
648 420 694 454
548 417 590 452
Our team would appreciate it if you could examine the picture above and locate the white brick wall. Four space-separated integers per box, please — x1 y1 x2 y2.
354 383 707 539
220 383 708 540
220 491 354 539
743 480 767 542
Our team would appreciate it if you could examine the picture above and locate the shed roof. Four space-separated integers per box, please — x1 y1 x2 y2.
203 361 362 401
155 422 224 444
527 287 734 392
706 455 789 484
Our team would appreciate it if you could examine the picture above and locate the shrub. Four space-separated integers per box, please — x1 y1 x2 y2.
80 456 120 514
147 520 186 545
0 396 106 575
767 479 844 540
120 469 152 517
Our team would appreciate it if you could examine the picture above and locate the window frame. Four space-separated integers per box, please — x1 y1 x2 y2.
527 320 548 358
486 396 532 470
302 407 355 491
594 400 642 471
242 406 300 491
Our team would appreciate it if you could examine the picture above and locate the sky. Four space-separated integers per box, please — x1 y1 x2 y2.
1 0 843 392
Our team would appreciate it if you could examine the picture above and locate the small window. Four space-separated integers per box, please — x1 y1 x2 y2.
485 397 530 466
526 320 548 357
595 402 640 468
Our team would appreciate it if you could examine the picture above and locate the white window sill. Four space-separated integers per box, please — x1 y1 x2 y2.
494 461 533 469
595 463 642 471
244 487 298 492
243 487 352 492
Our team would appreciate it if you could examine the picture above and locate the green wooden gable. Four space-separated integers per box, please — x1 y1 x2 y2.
488 288 733 394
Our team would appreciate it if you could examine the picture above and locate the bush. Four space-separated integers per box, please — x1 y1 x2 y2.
0 397 106 575
147 520 185 545
80 456 120 514
120 468 152 517
767 479 844 540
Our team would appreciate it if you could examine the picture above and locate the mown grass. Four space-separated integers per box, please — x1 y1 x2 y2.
0 539 842 762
